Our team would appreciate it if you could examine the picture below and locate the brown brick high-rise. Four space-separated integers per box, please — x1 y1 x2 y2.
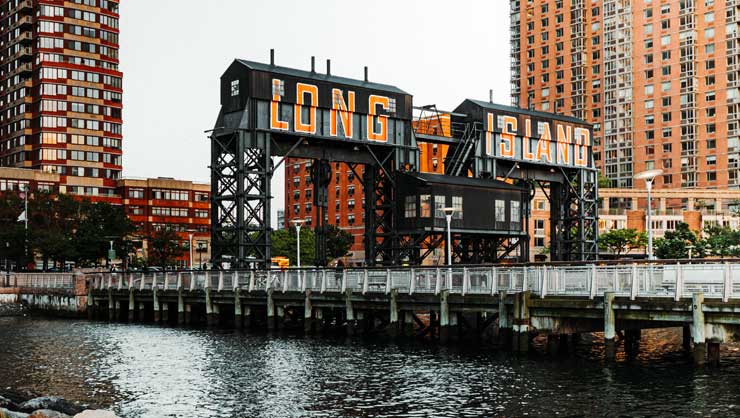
1 0 123 198
511 0 739 189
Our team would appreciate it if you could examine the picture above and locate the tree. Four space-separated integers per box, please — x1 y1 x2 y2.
703 225 740 258
270 228 315 266
326 225 353 261
654 222 704 259
598 228 647 257
598 173 611 189
0 192 25 270
147 228 185 267
74 200 135 267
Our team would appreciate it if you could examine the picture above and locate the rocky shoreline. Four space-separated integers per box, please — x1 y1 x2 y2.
0 303 27 318
0 390 117 418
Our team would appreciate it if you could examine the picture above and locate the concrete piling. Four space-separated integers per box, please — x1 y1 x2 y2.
153 288 161 323
138 302 145 322
234 288 243 329
439 291 449 344
682 325 692 352
177 289 185 325
604 292 616 361
692 293 706 366
161 303 169 323
266 289 275 331
389 289 399 338
128 288 135 322
304 290 313 333
512 292 530 353
243 306 252 329
184 304 191 325
107 289 114 321
498 291 512 348
345 290 355 335
205 287 217 327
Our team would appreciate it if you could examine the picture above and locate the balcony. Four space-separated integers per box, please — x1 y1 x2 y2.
11 32 33 46
10 0 32 13
9 15 33 32
7 46 32 63
4 63 32 80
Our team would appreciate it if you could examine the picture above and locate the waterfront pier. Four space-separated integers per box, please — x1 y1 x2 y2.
6 260 740 366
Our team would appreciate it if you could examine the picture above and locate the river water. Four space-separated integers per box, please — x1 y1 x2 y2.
1 317 740 417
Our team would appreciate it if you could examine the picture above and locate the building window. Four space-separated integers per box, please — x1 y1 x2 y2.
230 80 239 96
420 195 431 217
452 196 463 220
435 195 446 220
129 188 144 199
495 200 506 229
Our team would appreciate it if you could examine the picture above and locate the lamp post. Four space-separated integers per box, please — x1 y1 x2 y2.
197 241 207 269
442 207 457 266
634 169 663 260
188 232 194 270
291 219 305 268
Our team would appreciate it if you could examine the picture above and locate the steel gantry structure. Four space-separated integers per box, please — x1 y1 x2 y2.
210 53 598 268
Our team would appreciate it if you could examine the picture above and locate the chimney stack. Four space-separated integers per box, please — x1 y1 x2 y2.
364 66 368 82
489 89 493 104
326 59 331 75
311 56 315 73
270 49 275 66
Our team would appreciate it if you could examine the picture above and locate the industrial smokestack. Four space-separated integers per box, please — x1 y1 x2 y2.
364 66 368 82
270 49 275 66
326 59 331 75
311 56 315 73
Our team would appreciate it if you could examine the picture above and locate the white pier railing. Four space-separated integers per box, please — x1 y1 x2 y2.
81 262 740 302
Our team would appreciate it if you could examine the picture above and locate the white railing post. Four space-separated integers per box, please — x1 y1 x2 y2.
320 270 327 294
723 262 732 303
152 273 158 290
218 271 224 292
385 269 392 294
675 262 683 301
341 269 347 293
363 269 369 294
435 268 442 295
300 270 307 292
282 270 288 293
190 272 197 291
409 268 416 295
589 264 597 300
249 270 255 293
176 272 183 291
107 275 112 290
630 264 638 300
140 273 145 291
233 271 239 291
521 266 528 292
163 272 170 290
540 265 548 299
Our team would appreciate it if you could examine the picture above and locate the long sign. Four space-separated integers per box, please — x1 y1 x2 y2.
484 112 591 168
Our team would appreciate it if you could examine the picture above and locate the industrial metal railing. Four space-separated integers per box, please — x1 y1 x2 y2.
8 262 740 302
76 262 740 302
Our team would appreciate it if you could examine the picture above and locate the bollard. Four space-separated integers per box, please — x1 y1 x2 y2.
692 293 706 366
604 292 616 361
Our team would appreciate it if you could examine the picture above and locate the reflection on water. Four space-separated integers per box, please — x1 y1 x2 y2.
2 317 740 417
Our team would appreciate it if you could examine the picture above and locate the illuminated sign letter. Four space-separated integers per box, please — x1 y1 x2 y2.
294 82 318 134
270 79 288 131
330 89 355 138
500 115 517 158
556 124 571 165
368 95 389 142
485 113 495 155
574 128 590 167
536 122 553 163
523 118 534 160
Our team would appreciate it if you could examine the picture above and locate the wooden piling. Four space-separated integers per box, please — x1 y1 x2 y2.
512 292 531 352
708 341 720 367
692 293 706 366
604 292 616 361
682 325 692 352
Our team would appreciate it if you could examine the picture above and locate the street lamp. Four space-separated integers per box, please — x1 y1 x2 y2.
291 219 305 268
197 241 207 269
634 169 663 260
442 207 457 265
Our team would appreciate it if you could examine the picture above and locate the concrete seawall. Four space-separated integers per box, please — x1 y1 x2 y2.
0 278 87 317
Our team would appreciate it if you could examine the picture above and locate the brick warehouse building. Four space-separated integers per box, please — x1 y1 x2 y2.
1 0 123 198
0 167 211 268
511 0 740 191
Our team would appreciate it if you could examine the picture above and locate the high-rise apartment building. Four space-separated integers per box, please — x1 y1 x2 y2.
511 0 740 190
0 0 122 198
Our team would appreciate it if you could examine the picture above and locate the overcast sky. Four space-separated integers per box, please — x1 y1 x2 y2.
119 0 510 224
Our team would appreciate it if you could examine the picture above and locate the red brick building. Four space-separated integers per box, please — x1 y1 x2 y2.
0 0 123 197
0 167 211 267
